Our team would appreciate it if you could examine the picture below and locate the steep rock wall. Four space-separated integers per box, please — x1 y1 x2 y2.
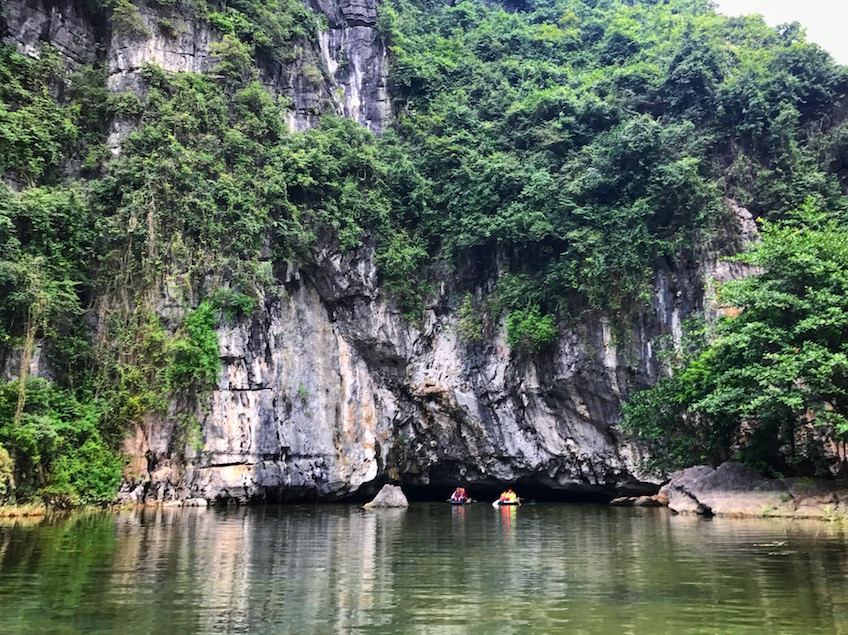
119 201 756 503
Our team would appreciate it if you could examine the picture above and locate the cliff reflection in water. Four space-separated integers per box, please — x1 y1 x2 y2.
1 504 848 633
108 505 406 633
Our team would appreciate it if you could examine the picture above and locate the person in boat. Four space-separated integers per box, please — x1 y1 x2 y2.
451 487 468 503
498 489 518 504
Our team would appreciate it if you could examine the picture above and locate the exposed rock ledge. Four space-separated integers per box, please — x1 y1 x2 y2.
653 463 848 520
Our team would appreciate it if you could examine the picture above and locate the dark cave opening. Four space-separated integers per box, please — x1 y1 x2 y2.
400 481 616 504
245 478 625 506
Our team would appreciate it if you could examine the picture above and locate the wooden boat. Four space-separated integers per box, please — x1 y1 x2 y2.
492 498 521 507
449 498 471 505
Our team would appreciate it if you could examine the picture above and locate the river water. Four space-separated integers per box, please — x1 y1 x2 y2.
1 503 847 634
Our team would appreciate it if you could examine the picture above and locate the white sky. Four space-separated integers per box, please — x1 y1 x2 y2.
714 0 848 64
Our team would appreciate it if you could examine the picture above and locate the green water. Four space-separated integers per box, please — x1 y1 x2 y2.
1 504 847 634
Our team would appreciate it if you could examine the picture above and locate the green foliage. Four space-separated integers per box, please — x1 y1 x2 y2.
375 230 430 319
506 304 557 354
210 287 257 321
0 46 80 183
92 68 409 285
0 378 122 505
0 442 13 503
97 310 170 435
95 68 296 277
210 34 258 84
378 0 848 320
165 302 220 398
622 202 848 476
207 0 322 64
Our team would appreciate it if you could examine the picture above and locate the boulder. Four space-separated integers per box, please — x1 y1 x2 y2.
363 484 409 509
610 496 633 506
633 495 662 507
660 463 785 515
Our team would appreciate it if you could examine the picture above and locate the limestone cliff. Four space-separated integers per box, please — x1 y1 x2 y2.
1 0 755 503
117 205 756 503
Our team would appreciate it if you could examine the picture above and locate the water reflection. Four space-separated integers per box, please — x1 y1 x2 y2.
1 505 847 634
498 504 517 543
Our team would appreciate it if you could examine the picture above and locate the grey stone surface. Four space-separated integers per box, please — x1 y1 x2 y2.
1 0 99 65
363 484 408 508
120 223 755 503
610 494 663 507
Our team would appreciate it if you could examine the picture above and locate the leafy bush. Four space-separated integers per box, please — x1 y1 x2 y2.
0 378 122 504
456 294 483 342
166 302 220 397
208 0 321 64
506 305 557 354
210 288 257 321
0 46 81 182
0 443 13 503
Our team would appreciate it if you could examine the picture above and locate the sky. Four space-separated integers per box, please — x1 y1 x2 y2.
714 0 848 64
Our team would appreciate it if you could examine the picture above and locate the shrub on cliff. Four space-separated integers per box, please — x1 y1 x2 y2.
506 305 557 354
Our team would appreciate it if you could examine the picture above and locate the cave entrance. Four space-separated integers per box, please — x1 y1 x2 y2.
400 481 615 504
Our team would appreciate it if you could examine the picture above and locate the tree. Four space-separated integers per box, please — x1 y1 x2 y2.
622 201 848 477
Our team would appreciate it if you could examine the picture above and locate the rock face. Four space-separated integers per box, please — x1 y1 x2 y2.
313 0 391 132
610 494 664 507
363 484 408 508
1 0 101 65
117 219 757 503
660 463 848 519
2 0 389 133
